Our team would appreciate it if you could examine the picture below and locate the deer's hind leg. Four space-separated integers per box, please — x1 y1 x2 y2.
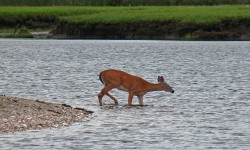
105 92 118 105
98 84 118 106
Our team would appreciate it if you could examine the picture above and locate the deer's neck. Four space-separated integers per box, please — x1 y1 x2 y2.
145 82 163 92
134 81 163 96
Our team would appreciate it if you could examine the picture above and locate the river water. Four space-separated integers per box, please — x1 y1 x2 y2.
0 39 249 150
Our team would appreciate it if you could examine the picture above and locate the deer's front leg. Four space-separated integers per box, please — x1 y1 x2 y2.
128 92 134 106
137 95 144 106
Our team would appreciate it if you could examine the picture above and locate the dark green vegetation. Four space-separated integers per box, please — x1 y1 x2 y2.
0 6 250 40
0 0 250 6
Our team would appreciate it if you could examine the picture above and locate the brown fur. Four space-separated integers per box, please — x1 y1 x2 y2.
98 69 174 106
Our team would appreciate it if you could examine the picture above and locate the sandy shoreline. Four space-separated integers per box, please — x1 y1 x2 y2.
0 94 93 134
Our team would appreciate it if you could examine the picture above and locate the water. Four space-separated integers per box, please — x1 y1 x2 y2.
0 39 249 150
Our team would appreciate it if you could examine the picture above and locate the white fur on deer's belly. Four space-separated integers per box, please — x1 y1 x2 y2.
116 86 128 92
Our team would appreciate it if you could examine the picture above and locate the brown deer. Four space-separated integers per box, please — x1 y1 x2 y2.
98 69 174 106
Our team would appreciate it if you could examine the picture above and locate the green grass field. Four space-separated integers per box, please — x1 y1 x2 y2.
1 0 249 6
59 6 250 25
0 5 250 29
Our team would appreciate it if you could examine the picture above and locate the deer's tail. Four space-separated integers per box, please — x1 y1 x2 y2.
99 72 104 84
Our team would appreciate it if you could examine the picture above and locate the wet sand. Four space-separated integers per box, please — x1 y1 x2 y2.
0 94 93 134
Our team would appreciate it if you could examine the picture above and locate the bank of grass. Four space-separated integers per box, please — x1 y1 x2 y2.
0 5 250 26
1 0 250 6
59 5 250 25
0 6 98 29
0 5 250 39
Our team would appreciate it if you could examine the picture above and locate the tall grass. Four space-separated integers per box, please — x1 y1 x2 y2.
0 6 250 27
0 7 98 27
59 6 250 25
0 0 250 6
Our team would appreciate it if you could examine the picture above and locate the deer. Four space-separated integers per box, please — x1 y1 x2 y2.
98 69 174 106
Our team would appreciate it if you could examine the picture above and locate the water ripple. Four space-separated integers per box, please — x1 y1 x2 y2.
0 39 249 150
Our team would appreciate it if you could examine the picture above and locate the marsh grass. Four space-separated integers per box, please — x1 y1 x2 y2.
0 0 249 6
0 6 250 27
58 6 250 25
0 26 33 38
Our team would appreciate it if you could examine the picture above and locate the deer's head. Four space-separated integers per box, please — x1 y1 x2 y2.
158 76 174 93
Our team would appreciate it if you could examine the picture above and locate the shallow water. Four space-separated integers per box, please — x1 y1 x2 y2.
0 39 249 150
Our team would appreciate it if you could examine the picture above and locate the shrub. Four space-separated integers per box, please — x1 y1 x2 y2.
15 26 33 38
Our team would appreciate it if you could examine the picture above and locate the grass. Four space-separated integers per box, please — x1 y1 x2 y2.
58 6 250 25
0 27 52 33
0 5 250 27
1 0 249 6
0 28 14 33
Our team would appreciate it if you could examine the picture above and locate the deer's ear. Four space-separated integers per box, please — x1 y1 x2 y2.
157 76 161 82
158 76 164 83
160 76 164 82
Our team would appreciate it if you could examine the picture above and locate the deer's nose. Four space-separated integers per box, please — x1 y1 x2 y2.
171 90 175 93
